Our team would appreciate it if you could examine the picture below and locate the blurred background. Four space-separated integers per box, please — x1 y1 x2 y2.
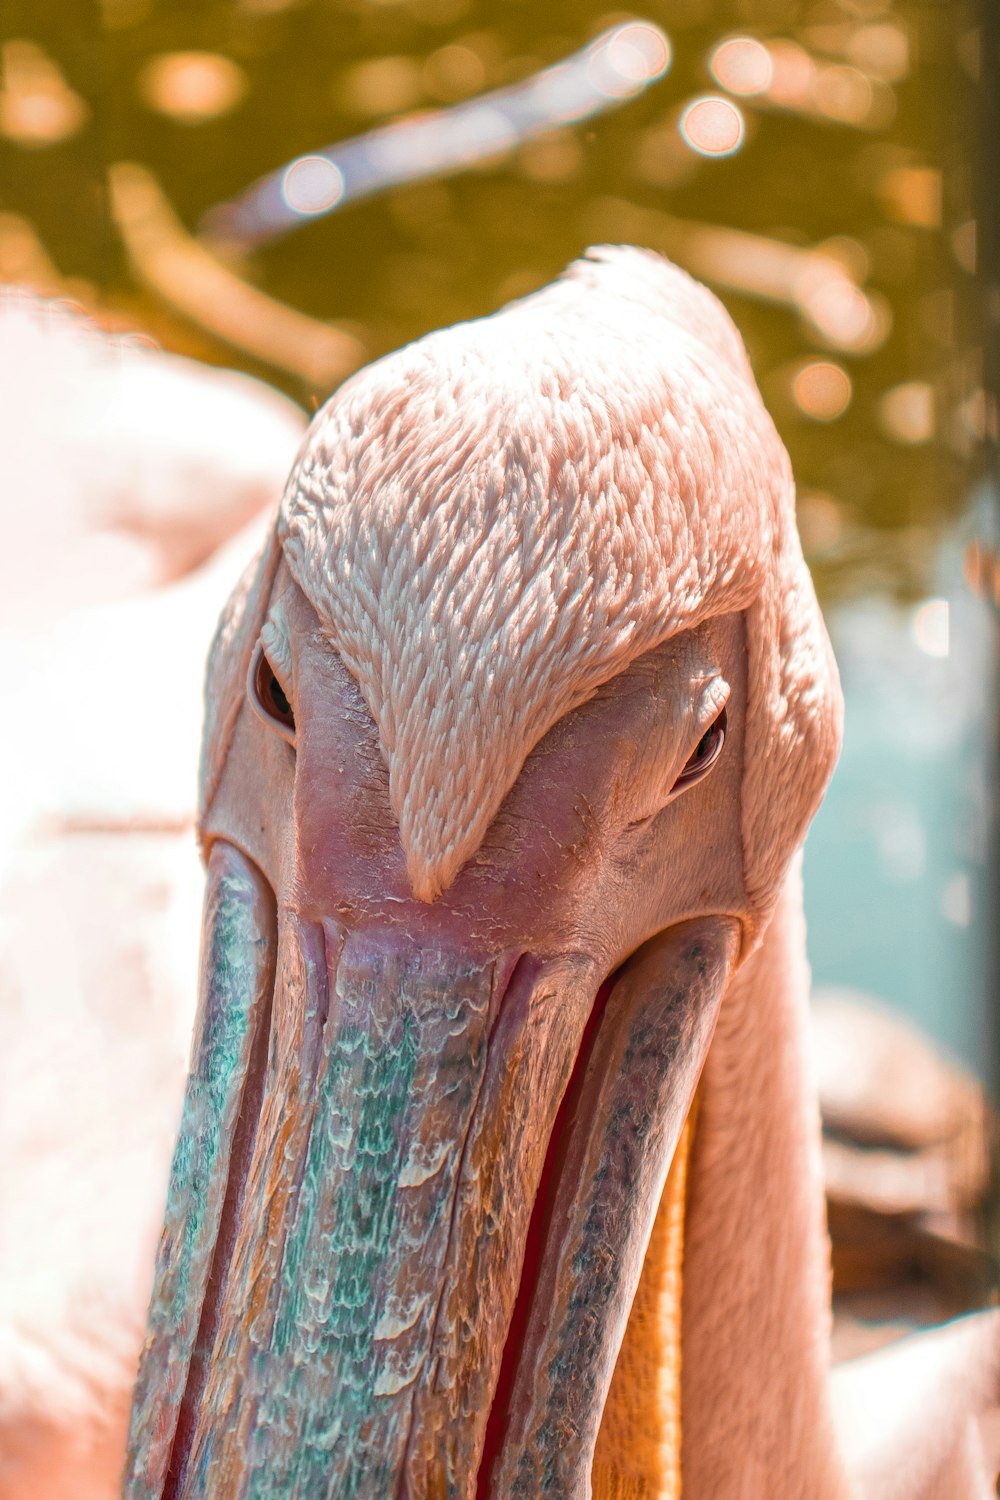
1 0 997 1350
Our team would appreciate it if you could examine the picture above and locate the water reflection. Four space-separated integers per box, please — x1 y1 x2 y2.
109 163 365 386
203 21 672 248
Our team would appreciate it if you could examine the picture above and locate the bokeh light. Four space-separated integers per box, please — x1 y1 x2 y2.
709 37 773 97
878 382 935 444
139 52 247 124
912 598 950 659
281 156 346 215
792 360 853 421
796 265 889 354
812 64 873 126
766 40 817 108
0 40 89 147
847 23 910 83
679 95 745 157
761 38 893 129
878 165 942 228
605 23 671 89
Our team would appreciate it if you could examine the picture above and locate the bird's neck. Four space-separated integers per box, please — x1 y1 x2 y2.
679 856 853 1498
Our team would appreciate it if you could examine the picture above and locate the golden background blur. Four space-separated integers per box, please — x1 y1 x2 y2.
0 0 990 610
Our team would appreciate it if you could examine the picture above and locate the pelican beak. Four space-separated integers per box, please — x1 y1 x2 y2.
125 829 738 1498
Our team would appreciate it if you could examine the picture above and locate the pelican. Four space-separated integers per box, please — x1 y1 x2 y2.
8 254 997 1498
119 246 1000 1499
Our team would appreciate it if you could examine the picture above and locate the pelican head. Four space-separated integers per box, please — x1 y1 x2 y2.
126 246 842 1497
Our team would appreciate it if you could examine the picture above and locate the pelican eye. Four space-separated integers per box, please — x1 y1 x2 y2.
673 706 727 791
249 644 296 745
